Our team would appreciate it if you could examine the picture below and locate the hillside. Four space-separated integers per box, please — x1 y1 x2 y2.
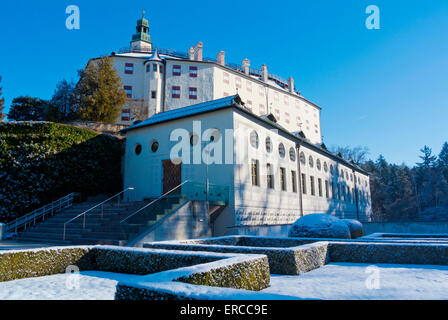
0 121 123 223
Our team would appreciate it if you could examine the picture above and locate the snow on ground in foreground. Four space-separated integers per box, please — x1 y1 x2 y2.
262 263 448 300
0 271 140 300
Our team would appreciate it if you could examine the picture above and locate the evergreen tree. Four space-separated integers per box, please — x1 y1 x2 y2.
75 56 127 123
7 96 47 121
43 79 78 122
417 145 437 168
0 76 5 121
438 142 448 181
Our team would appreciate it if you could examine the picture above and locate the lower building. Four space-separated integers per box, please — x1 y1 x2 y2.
122 95 372 237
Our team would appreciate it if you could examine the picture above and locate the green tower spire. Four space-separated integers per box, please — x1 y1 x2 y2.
132 9 151 44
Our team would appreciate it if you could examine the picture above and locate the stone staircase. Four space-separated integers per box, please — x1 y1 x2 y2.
15 196 187 246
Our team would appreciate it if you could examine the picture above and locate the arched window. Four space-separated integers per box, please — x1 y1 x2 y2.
309 156 314 168
289 147 296 161
324 162 328 173
300 152 306 165
316 159 321 171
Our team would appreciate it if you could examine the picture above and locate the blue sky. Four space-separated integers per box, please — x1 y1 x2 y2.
0 0 447 166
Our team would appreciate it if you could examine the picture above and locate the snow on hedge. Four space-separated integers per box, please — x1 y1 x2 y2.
288 214 352 239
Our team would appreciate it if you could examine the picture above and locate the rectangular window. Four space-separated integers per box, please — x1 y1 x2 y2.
172 65 181 76
247 100 253 111
284 95 289 105
301 174 307 195
124 63 134 74
189 66 198 77
325 180 329 198
267 163 274 189
337 184 341 200
189 87 197 100
153 64 158 72
310 176 315 196
285 112 290 124
124 86 132 98
280 167 286 191
223 72 230 84
259 86 264 96
259 104 265 115
291 170 297 193
121 108 130 121
146 64 151 72
332 182 336 199
235 77 242 88
246 81 252 92
251 159 259 186
160 65 164 74
274 109 280 120
172 86 181 98
318 178 323 197
151 91 157 99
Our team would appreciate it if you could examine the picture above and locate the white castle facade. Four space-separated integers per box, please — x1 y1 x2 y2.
87 13 372 237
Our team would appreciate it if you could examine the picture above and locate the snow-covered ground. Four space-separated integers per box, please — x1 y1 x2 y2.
1 264 448 300
262 263 448 300
0 271 140 300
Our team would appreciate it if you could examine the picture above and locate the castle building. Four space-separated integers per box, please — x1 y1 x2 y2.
87 12 323 145
87 13 372 238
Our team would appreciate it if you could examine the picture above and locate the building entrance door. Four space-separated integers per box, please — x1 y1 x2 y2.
162 159 182 194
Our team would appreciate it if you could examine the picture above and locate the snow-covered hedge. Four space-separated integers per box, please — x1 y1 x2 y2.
288 214 351 239
0 245 271 299
329 241 448 265
0 246 93 282
144 238 330 275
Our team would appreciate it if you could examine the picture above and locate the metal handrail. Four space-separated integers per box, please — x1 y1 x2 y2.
120 180 189 225
62 187 135 240
6 193 77 234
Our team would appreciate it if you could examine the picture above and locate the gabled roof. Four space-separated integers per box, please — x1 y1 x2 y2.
121 95 243 132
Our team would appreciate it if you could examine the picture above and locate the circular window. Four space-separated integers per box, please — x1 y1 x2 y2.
151 140 159 152
289 147 296 161
300 152 306 165
209 129 221 142
135 143 142 155
278 143 285 158
309 156 314 168
266 137 272 153
316 159 321 171
250 131 259 149
324 162 328 172
190 134 199 146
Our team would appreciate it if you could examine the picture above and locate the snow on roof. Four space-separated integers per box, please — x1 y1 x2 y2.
122 95 241 132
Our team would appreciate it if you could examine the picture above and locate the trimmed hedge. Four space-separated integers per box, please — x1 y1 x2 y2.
0 247 93 282
0 121 123 222
144 239 330 275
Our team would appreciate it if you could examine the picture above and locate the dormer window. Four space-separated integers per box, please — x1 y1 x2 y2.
153 64 158 72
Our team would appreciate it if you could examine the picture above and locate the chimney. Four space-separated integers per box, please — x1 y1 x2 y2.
188 47 195 60
217 51 225 66
288 77 295 93
242 58 250 75
261 64 268 82
193 42 203 61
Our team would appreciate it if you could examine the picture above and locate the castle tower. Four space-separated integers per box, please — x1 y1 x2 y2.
131 10 152 52
145 50 164 116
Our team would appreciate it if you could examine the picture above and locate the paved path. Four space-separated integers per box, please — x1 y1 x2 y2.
0 240 57 251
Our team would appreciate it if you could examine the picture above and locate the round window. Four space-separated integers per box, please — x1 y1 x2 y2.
135 143 142 155
309 156 314 168
324 162 328 172
250 131 259 149
300 152 306 165
266 137 272 153
190 134 199 146
209 129 221 142
151 140 159 152
278 143 285 158
316 159 321 171
289 147 296 161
